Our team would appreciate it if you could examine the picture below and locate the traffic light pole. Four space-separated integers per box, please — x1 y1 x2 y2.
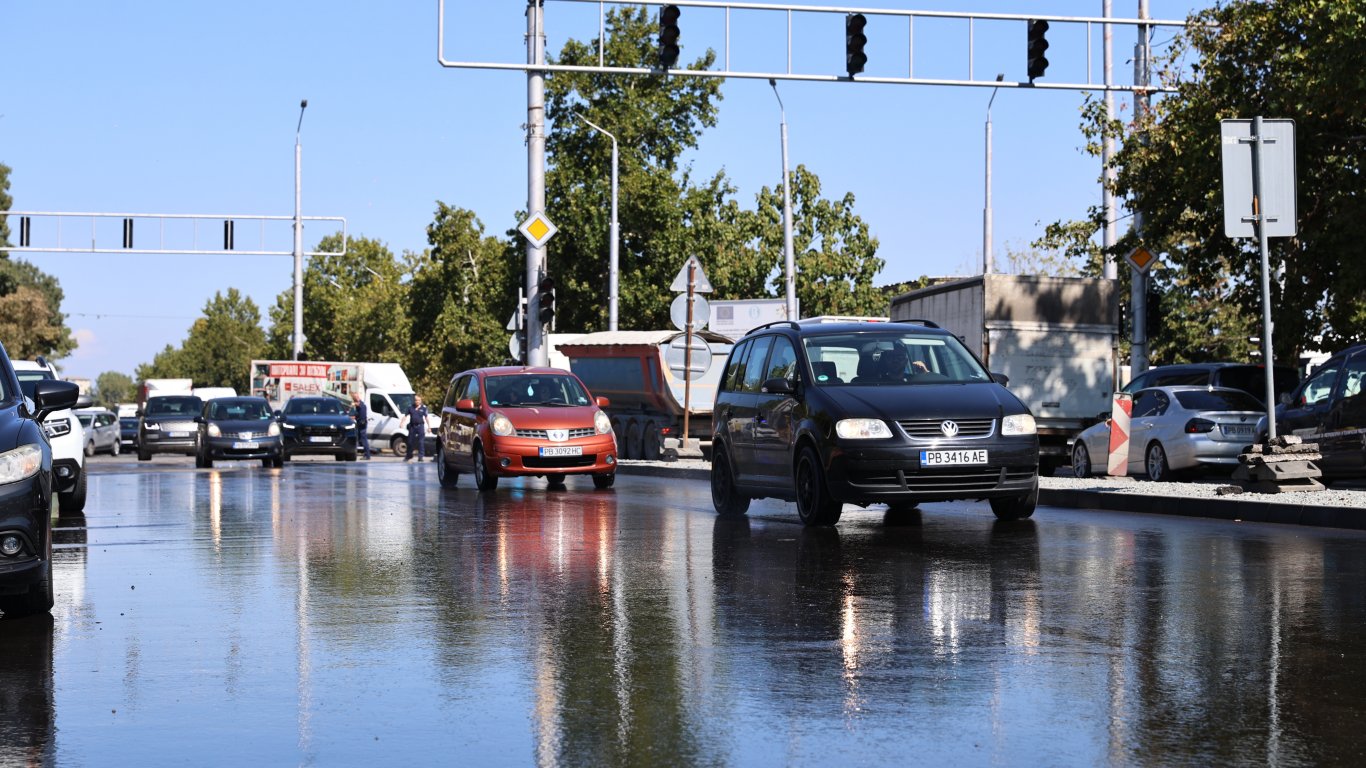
770 80 798 322
1129 0 1150 377
293 100 307 361
526 0 549 367
1102 0 1118 281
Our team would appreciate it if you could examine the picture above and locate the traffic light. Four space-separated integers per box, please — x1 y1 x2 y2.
1026 19 1050 82
537 277 556 326
845 13 868 77
659 5 681 69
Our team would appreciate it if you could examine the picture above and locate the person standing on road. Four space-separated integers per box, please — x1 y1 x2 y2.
401 395 429 462
351 391 371 460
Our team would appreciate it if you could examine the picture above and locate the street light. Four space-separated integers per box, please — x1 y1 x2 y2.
574 113 620 332
770 79 797 321
983 74 1003 275
293 99 308 360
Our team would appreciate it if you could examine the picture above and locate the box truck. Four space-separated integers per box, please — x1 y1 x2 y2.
248 361 438 458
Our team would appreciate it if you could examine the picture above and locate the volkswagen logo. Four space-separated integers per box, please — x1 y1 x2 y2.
547 429 569 442
940 420 959 437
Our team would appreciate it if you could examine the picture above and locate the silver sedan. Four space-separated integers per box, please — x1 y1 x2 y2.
1071 386 1265 481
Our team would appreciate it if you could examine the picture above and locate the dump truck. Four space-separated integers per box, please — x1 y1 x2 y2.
554 330 735 460
889 274 1118 474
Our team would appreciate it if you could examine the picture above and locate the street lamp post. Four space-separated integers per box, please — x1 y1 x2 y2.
292 99 308 360
575 113 620 332
770 79 797 322
983 74 1003 275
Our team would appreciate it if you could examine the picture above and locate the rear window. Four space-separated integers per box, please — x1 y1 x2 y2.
1214 366 1298 404
1174 389 1264 412
145 396 203 416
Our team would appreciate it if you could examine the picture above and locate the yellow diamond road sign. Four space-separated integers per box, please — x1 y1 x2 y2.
518 212 558 248
1126 246 1157 274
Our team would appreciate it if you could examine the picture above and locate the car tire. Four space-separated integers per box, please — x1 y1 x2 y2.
262 458 273 468
1072 441 1092 478
794 445 842 526
710 447 750 516
472 444 498 492
391 435 409 460
273 455 283 469
84 440 95 458
641 422 661 461
59 469 87 513
202 453 213 468
335 454 346 461
0 534 54 617
194 451 205 469
1146 442 1172 482
345 451 357 462
111 439 120 457
990 478 1039 521
138 448 150 461
592 473 615 490
437 445 458 488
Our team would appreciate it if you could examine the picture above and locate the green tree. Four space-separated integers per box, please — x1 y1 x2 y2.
0 163 76 359
1068 0 1366 360
95 371 135 409
266 234 409 362
137 288 266 388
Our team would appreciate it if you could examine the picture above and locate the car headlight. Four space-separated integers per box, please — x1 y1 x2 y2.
0 444 43 485
343 422 356 430
1002 414 1037 436
268 422 281 437
43 419 72 438
144 422 160 431
594 411 612 435
208 424 221 437
490 413 514 437
282 423 297 430
835 419 893 439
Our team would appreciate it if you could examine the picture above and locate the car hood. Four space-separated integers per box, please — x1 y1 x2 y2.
496 405 601 429
820 382 1029 421
281 414 352 428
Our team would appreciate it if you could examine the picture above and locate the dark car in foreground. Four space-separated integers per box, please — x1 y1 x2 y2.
279 396 358 461
1262 345 1366 481
138 395 203 461
0 341 80 617
196 396 283 468
710 320 1039 526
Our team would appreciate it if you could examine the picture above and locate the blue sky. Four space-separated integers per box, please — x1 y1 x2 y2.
4 1 1203 382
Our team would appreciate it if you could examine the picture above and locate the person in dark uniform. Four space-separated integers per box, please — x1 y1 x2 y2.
351 391 371 460
402 395 429 461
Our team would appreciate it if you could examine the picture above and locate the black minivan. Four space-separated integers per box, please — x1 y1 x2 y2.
710 320 1039 525
1268 345 1366 480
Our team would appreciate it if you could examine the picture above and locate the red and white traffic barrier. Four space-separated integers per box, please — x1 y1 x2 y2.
1107 392 1132 476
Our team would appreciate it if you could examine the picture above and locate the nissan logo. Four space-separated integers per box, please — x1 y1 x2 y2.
940 420 959 437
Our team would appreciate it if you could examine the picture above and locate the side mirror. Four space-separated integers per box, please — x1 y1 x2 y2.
74 393 95 409
596 396 611 408
456 398 475 411
31 380 79 423
991 372 1010 386
762 378 795 395
194 416 204 424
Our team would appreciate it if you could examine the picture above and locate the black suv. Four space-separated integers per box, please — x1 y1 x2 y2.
710 320 1039 525
1124 362 1297 407
0 341 79 617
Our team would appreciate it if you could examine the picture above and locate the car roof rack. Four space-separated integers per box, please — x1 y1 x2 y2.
893 318 941 329
746 320 801 334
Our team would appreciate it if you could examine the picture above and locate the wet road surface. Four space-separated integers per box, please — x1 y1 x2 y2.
4 456 1366 766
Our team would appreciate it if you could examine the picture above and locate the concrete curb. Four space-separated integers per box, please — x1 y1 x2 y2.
615 462 1365 531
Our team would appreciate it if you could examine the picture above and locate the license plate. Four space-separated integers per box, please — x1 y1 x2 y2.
232 441 260 450
539 446 583 457
1222 425 1254 436
309 436 332 443
920 449 988 466
168 431 190 438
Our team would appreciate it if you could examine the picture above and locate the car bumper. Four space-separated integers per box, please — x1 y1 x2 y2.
1169 434 1249 470
825 437 1039 504
142 432 198 455
203 436 283 460
0 470 49 592
484 435 618 477
283 432 357 456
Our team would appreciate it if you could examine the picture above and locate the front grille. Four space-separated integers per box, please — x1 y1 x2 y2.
897 418 995 440
298 425 339 437
524 455 596 469
846 465 1034 493
515 427 596 440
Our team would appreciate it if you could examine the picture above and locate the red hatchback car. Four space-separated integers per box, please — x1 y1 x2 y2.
435 367 618 490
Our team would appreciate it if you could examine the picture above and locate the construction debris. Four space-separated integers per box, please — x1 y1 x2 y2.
1232 435 1325 493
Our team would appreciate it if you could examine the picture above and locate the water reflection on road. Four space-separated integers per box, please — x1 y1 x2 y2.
2 460 1364 766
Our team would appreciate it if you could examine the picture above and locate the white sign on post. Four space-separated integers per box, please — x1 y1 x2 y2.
1221 119 1297 239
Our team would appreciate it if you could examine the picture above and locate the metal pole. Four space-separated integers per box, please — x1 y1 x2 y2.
771 80 797 321
682 261 695 452
527 1 549 367
983 74 1002 274
292 99 307 361
1129 0 1150 377
1102 0 1117 280
575 113 620 331
1252 116 1277 441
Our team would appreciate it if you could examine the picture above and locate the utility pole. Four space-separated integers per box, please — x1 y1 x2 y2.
1130 0 1150 376
1102 1 1117 281
770 80 797 321
526 0 549 366
575 113 620 331
293 99 308 361
983 73 1004 274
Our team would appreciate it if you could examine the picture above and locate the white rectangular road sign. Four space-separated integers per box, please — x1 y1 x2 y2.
1221 119 1297 239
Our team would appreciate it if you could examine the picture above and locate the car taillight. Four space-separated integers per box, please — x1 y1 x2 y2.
1185 418 1216 434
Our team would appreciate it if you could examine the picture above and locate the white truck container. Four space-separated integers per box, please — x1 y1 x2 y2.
247 360 438 457
137 378 193 408
889 274 1118 474
192 386 238 402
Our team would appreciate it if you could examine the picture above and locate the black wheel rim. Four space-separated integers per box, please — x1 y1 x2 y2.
474 448 485 484
796 456 815 517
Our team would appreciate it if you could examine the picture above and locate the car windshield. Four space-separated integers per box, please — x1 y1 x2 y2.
284 398 344 415
120 417 138 427
802 331 990 386
390 393 415 415
1174 389 1265 412
15 369 55 399
145 396 203 416
485 374 592 407
209 400 272 420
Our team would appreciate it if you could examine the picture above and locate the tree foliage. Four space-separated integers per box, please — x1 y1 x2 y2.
95 370 135 409
1073 0 1366 361
0 162 76 360
137 288 266 387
